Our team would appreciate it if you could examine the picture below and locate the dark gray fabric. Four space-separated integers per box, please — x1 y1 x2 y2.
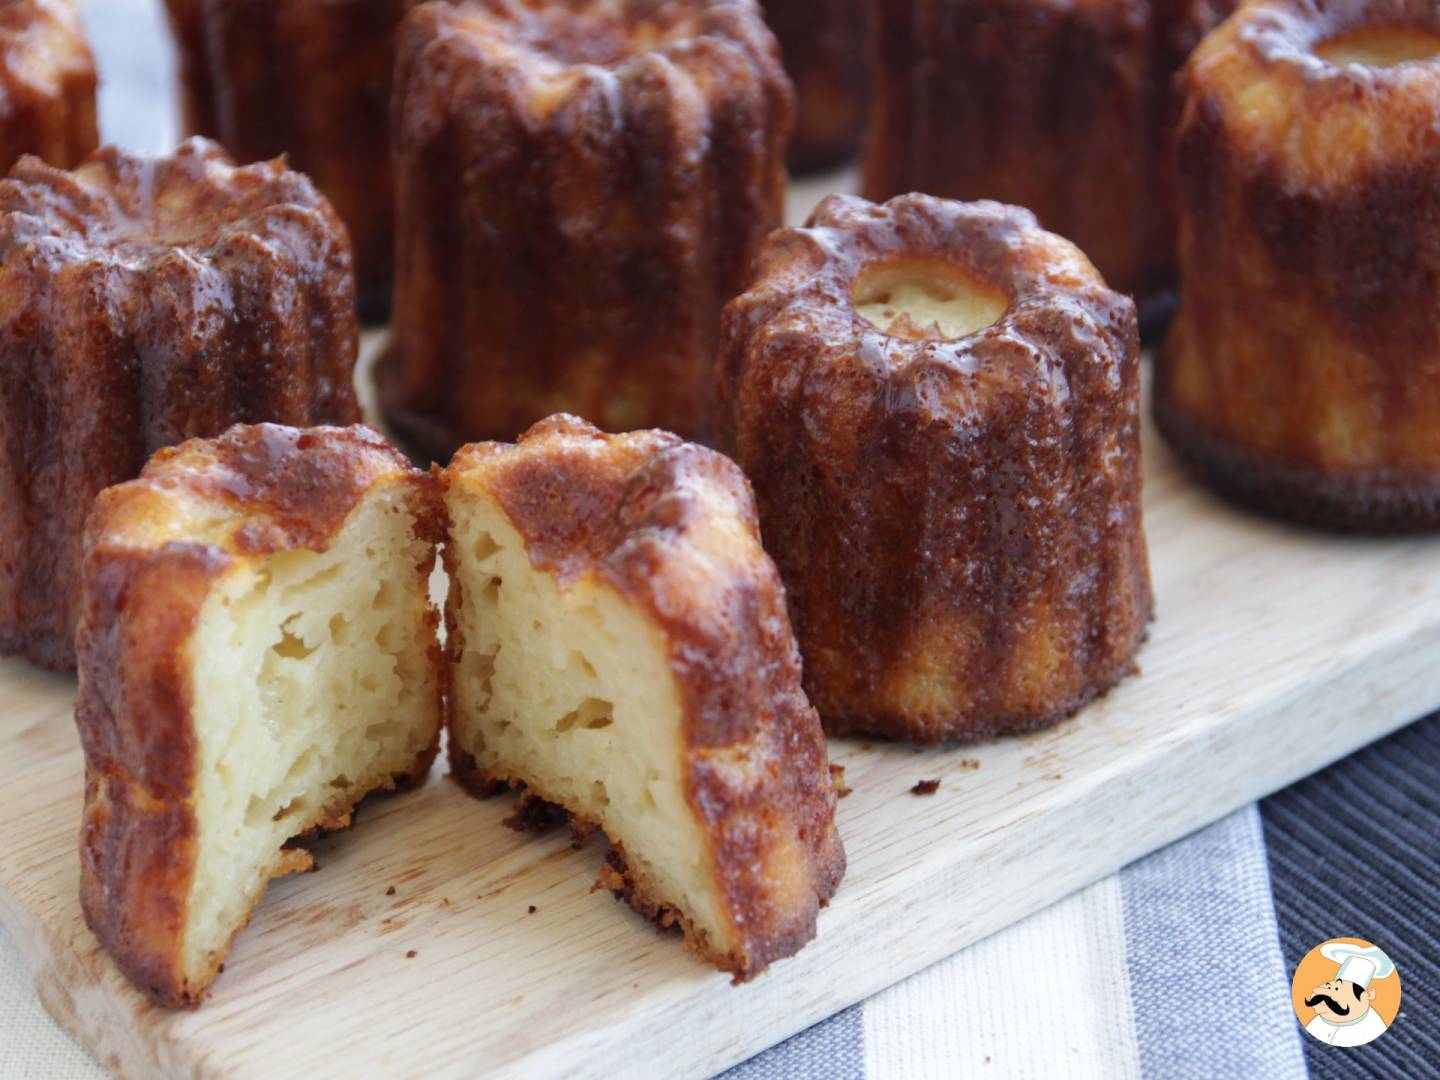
1262 714 1439 1079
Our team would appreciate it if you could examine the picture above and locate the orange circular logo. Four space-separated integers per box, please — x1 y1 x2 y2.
1291 938 1401 1048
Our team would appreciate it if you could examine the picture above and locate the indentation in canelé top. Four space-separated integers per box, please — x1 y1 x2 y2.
456 0 709 69
0 137 332 258
1183 0 1440 190
1315 24 1440 68
852 258 1011 342
727 194 1113 379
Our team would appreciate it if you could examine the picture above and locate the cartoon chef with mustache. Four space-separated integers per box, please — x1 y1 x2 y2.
1302 942 1395 1047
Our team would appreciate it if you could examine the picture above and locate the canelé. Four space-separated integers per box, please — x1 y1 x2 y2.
1157 0 1440 529
382 0 793 458
720 193 1153 743
0 139 359 669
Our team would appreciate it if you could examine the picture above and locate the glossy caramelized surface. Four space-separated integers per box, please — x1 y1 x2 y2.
381 0 792 457
162 0 422 316
0 139 360 669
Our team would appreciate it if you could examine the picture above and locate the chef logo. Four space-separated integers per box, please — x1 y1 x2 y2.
1291 938 1401 1048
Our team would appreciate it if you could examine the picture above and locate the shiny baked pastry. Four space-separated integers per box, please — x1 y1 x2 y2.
78 424 444 1008
0 0 96 171
861 0 1233 304
1157 0 1440 530
720 194 1153 744
382 0 793 458
162 0 421 316
0 138 360 670
764 0 865 171
444 414 844 981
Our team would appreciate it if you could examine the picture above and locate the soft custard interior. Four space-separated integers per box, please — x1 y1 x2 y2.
1315 26 1440 68
182 485 437 981
853 257 1010 341
446 484 728 952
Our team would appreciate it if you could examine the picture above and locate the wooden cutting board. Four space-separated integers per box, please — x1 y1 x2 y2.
5 166 1440 1074
3 390 1439 1078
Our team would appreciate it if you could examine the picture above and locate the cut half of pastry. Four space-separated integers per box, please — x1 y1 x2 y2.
76 424 445 1007
443 414 845 981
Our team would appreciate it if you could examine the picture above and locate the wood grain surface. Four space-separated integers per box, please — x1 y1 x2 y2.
3 386 1438 1077
5 171 1440 1077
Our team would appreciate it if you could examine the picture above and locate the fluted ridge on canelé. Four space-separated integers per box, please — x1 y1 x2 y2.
763 0 865 171
161 0 423 316
0 138 360 669
0 0 98 172
381 0 793 458
720 193 1153 744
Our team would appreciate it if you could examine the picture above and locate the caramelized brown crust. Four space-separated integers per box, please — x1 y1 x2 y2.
0 138 360 669
720 194 1153 744
77 424 443 1008
861 0 1234 300
161 0 422 316
381 0 793 458
763 0 865 171
1157 0 1440 530
444 414 844 981
0 0 96 172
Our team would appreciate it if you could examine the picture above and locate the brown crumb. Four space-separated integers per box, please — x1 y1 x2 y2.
504 791 570 833
829 763 852 798
569 818 600 848
528 905 537 914
385 886 396 896
441 897 450 907
217 964 225 974
959 758 980 770
405 950 417 959
911 779 941 795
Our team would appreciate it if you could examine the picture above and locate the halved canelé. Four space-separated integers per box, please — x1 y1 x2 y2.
442 414 845 981
77 424 444 1007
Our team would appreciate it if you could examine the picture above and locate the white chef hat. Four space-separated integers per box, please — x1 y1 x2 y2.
1319 942 1395 990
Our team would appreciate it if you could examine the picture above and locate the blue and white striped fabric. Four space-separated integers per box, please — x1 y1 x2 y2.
729 806 1307 1078
728 712 1438 1078
0 6 1433 1077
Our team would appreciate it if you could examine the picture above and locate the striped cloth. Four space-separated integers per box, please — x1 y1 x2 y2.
726 714 1437 1078
0 4 1435 1076
4 716 1432 1080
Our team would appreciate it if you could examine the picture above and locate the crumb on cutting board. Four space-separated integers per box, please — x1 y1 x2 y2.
385 885 396 896
829 763 852 798
528 905 538 914
911 779 941 796
405 950 417 959
959 758 980 770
